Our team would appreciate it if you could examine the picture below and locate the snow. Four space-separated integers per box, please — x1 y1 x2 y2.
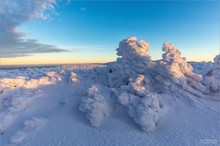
0 38 219 146
112 74 160 132
79 85 113 127
202 54 220 93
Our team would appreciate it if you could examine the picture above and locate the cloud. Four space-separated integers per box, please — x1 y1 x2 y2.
0 0 70 58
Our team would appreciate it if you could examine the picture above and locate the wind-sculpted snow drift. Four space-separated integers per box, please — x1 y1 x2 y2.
78 37 219 132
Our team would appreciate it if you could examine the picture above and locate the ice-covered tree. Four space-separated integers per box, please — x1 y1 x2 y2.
159 42 208 94
107 37 161 132
214 54 220 66
107 37 153 88
115 75 160 132
79 85 113 126
203 54 220 92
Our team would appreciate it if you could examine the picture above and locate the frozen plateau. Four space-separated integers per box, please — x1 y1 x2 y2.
0 37 219 146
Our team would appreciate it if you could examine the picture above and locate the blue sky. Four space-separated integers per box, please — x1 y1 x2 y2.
1 0 219 64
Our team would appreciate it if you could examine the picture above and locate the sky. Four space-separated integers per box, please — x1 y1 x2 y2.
0 0 219 65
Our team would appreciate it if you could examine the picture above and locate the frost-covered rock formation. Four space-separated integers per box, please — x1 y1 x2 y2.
159 42 208 94
203 54 220 92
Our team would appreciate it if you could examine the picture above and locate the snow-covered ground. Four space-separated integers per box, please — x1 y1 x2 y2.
0 37 219 146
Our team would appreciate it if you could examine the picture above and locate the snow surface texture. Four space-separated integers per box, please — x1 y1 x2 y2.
10 117 47 145
0 67 63 134
0 37 219 146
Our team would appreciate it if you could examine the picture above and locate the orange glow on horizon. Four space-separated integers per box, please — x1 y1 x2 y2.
0 56 116 65
0 56 214 66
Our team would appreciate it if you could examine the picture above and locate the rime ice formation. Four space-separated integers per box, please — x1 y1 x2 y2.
0 86 3 94
79 37 219 131
0 71 62 89
159 42 208 94
0 62 219 146
69 72 79 84
79 37 161 131
107 37 152 88
115 75 160 132
116 37 152 72
106 37 161 131
203 54 220 92
214 54 220 66
77 37 220 132
0 38 219 143
79 85 112 127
